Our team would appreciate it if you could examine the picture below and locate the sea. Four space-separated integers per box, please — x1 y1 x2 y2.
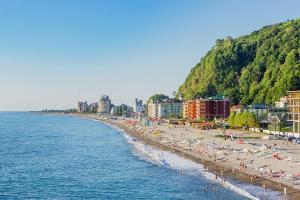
0 112 285 200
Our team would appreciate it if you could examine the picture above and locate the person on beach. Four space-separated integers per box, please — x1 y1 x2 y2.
212 186 217 192
221 177 226 185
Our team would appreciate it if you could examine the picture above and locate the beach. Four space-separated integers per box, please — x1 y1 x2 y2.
70 113 300 199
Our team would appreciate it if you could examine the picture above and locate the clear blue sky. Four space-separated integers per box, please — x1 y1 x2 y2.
0 0 299 111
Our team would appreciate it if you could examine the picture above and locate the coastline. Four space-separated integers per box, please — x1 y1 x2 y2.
62 113 300 200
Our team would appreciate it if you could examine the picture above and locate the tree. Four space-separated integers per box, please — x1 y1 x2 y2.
148 94 169 103
196 117 206 123
241 111 249 128
178 18 300 105
228 112 236 128
247 112 258 128
172 91 178 99
235 112 243 128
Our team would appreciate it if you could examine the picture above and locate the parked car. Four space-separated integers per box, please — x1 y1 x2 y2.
288 136 296 142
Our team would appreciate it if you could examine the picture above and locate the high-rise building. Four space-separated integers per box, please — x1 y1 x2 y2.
98 95 112 114
77 101 88 113
133 98 145 117
287 91 300 134
89 102 98 113
134 98 144 113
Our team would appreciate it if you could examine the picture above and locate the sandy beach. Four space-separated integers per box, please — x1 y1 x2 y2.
70 113 300 199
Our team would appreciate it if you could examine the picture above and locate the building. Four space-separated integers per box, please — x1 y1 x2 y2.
133 98 145 117
197 97 230 120
147 103 158 118
183 100 196 119
287 91 300 134
77 101 88 113
98 95 112 114
266 97 290 131
134 98 144 113
110 105 116 115
183 96 230 120
111 104 133 117
147 98 182 118
88 102 98 113
267 112 290 131
269 96 288 122
157 103 182 118
275 96 287 108
244 104 269 120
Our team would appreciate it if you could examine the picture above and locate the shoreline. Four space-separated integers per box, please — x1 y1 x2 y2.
104 119 288 199
58 112 300 199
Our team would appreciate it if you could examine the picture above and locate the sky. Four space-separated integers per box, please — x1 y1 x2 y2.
0 0 300 111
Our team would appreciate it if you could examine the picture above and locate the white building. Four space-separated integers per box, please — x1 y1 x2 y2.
98 95 112 114
147 102 182 118
110 105 116 115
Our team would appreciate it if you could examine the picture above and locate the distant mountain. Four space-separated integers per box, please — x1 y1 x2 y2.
178 18 300 105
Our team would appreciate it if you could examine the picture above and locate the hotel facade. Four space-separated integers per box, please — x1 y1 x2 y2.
183 96 230 120
287 91 300 133
147 98 182 119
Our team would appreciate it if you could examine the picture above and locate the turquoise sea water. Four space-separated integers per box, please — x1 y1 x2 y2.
0 112 275 199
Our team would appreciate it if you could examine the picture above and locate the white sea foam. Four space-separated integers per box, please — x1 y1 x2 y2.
88 119 285 200
120 131 286 200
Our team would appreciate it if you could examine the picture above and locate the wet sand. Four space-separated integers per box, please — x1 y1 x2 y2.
107 120 300 200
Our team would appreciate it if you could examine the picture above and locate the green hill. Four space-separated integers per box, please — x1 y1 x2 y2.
178 19 300 105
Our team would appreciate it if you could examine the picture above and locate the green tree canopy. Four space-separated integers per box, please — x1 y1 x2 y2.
228 112 236 128
178 18 300 105
147 94 169 103
248 112 258 128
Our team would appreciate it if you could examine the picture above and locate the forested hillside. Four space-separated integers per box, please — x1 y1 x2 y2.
178 19 300 105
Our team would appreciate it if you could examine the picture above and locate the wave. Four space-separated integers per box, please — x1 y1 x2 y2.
83 117 285 200
120 131 286 200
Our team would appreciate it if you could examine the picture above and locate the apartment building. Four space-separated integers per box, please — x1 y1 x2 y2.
287 91 300 133
183 96 230 120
